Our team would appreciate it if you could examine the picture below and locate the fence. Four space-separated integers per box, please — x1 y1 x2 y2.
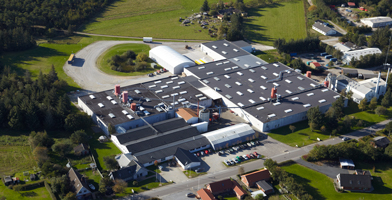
90 149 103 178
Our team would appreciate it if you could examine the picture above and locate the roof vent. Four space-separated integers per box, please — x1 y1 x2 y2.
161 85 168 89
111 100 118 105
249 99 256 104
238 103 245 107
261 75 267 79
222 51 227 55
273 72 279 76
260 97 266 101
334 95 340 99
89 95 96 99
212 45 217 49
237 72 243 76
224 68 231 71
155 90 163 94
273 83 280 87
322 89 328 92
179 91 187 94
146 98 151 102
224 75 231 79
198 66 205 69
199 97 207 100
171 77 179 80
206 72 214 75
223 43 229 46
273 102 281 106
214 87 221 91
232 66 239 69
256 61 262 65
247 89 254 93
178 81 185 85
223 61 230 64
233 58 239 62
307 93 314 96
303 104 311 108
98 103 104 108
173 86 180 89
106 96 113 100
285 79 292 84
127 115 134 120
297 76 304 80
244 64 250 68
273 63 279 67
108 113 116 118
233 49 239 52
249 69 256 73
298 87 304 90
122 110 129 115
261 66 268 70
135 89 141 94
149 85 156 88
285 109 293 113
195 94 203 98
214 77 220 81
225 84 231 88
216 62 223 66
310 83 316 87
154 80 162 84
203 80 210 84
162 95 170 99
226 94 233 99
257 106 264 110
319 99 326 103
248 78 255 83
260 86 267 90
286 90 292 94
237 91 243 96
268 113 276 118
171 93 178 96
292 97 299 101
235 82 242 86
166 81 173 84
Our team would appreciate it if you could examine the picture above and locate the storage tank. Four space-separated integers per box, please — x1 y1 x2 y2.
199 109 210 122
130 103 137 111
324 81 329 87
271 87 277 99
115 84 120 96
122 91 128 103
306 71 312 78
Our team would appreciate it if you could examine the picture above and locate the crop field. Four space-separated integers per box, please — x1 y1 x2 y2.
80 0 252 40
245 0 307 45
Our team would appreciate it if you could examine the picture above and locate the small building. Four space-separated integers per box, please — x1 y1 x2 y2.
116 153 136 168
333 43 351 53
206 179 246 199
3 176 12 186
339 158 355 169
310 62 321 69
203 123 255 150
372 136 390 148
68 168 92 199
176 108 199 124
175 148 201 170
341 69 358 77
73 143 89 156
342 48 381 65
336 173 372 192
197 188 216 200
241 169 271 187
109 160 148 182
256 180 274 194
355 170 372 177
360 17 392 28
347 2 355 7
312 22 337 36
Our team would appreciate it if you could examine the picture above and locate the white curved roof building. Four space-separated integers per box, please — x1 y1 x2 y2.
149 46 195 74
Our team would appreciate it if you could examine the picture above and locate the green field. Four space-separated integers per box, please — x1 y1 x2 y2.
0 181 52 200
0 145 38 176
282 163 392 200
97 43 158 76
268 102 392 147
245 0 307 45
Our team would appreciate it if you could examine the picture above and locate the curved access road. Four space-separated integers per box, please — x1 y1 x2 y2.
63 41 200 92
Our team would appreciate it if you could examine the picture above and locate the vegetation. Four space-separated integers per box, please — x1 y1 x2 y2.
245 0 307 45
274 37 320 54
0 181 52 200
103 156 119 170
282 162 392 200
89 138 121 170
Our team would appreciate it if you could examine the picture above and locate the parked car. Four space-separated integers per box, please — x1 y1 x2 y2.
250 141 255 146
196 152 200 157
226 150 231 154
232 147 237 151
89 184 95 190
247 143 252 147
233 158 238 164
342 137 350 141
204 150 209 155
208 149 212 153
148 73 153 77
186 193 194 197
230 159 235 165
242 155 248 160
224 160 231 166
195 168 203 173
253 152 260 158
246 154 251 159
236 156 241 162
194 153 197 157
255 141 259 145
218 151 225 156
229 149 234 153
250 154 255 158
200 151 204 156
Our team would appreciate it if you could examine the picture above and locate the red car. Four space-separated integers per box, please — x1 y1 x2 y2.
246 154 251 159
205 150 209 155
196 152 200 157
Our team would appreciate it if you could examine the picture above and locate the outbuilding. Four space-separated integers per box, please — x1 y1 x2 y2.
310 62 321 69
149 46 195 74
339 158 355 169
176 108 199 124
175 148 201 170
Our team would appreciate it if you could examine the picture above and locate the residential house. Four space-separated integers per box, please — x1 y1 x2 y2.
241 169 271 187
256 180 274 194
68 168 92 199
197 188 217 200
206 179 247 199
312 22 337 36
339 158 355 169
336 173 372 192
109 160 148 182
74 143 89 156
116 153 136 168
3 176 12 186
310 62 321 69
175 148 201 170
372 136 390 148
176 108 199 124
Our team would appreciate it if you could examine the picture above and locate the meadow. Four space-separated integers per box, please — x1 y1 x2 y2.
282 163 392 200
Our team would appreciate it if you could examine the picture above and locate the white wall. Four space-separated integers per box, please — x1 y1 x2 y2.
312 26 327 35
200 44 226 61
192 121 209 133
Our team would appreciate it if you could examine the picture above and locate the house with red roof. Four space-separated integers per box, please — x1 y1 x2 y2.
203 179 247 199
347 2 355 7
241 169 271 187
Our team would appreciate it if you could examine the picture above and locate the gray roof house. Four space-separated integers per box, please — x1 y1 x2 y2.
109 160 149 182
68 168 92 199
336 173 372 192
312 22 337 36
372 136 390 148
116 153 136 168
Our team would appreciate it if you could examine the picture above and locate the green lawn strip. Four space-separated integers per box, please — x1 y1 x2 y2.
182 170 207 178
115 177 171 197
282 163 392 200
80 169 102 190
253 49 281 63
0 181 51 200
96 43 160 76
89 139 121 171
268 101 392 147
245 0 307 46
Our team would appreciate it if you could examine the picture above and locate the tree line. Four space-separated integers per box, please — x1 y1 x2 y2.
0 0 114 52
0 66 91 131
273 37 320 54
264 159 313 200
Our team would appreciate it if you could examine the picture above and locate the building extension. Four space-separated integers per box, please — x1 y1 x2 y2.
312 21 337 36
342 48 381 65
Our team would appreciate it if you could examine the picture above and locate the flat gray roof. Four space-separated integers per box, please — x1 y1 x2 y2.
231 40 251 48
202 40 249 59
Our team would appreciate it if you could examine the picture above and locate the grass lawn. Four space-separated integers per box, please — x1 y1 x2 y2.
183 170 207 178
81 169 102 190
253 49 281 63
282 163 392 200
80 0 238 40
0 181 51 200
0 145 38 176
97 43 159 76
245 0 307 46
268 101 392 147
89 138 121 171
115 177 171 197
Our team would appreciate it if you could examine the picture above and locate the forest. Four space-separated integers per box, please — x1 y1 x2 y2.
0 0 113 52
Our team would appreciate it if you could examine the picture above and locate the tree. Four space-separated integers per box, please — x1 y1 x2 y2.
369 97 377 110
200 0 210 12
64 113 92 132
356 120 364 127
307 106 323 130
381 89 391 107
343 116 352 129
108 123 116 135
320 126 326 134
99 177 112 194
103 156 119 170
8 106 24 130
133 181 138 186
346 90 353 100
52 140 73 156
113 179 127 194
385 144 392 157
136 53 148 62
255 194 264 200
33 147 49 167
308 5 317 11
47 65 58 83
309 122 317 132
375 106 387 116
289 125 296 133
264 158 277 169
154 160 159 167
358 98 368 111
238 166 244 175
70 130 89 144
63 192 76 200
385 121 392 137
29 131 55 149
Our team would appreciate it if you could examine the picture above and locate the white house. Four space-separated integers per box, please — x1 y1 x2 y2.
149 46 195 74
360 17 392 28
312 22 337 36
342 48 382 65
333 43 351 53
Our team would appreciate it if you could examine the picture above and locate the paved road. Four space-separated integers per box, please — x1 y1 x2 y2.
63 41 200 92
328 20 347 35
119 119 390 200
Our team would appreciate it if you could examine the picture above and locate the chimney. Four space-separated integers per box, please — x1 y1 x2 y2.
375 72 381 96
306 71 312 78
271 86 277 99
130 103 137 111
122 91 128 103
114 84 121 96
324 81 329 87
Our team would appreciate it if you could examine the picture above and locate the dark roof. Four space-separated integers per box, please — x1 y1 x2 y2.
78 76 210 126
200 62 339 123
373 136 390 147
68 168 90 194
344 42 362 50
231 40 251 48
339 174 372 188
197 188 216 200
242 169 271 185
73 143 88 153
347 2 355 6
114 118 188 144
361 73 378 79
175 148 199 165
313 22 335 34
355 170 372 176
30 174 36 179
201 40 249 59
256 180 273 191
110 160 145 180
208 179 234 193
3 176 12 183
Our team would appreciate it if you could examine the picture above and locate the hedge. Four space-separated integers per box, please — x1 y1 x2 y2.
44 180 57 200
13 180 45 191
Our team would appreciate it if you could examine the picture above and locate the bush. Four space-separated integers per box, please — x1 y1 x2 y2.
44 181 57 200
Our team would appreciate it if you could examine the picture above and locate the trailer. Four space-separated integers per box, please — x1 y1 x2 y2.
143 37 153 43
325 55 332 59
330 58 337 62
68 53 75 64
289 52 297 56
320 52 328 56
